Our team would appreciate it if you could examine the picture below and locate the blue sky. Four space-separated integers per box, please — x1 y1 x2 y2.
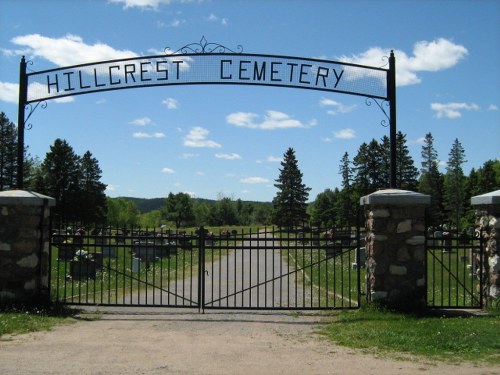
1 0 499 202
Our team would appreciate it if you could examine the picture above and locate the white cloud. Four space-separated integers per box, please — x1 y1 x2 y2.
10 33 137 66
488 104 498 111
0 82 19 103
215 153 242 160
110 0 199 10
180 153 198 159
105 184 117 192
334 128 356 139
170 19 186 27
339 38 468 86
226 110 315 130
133 132 165 138
240 177 270 184
207 13 228 25
161 167 175 174
320 98 356 115
53 96 75 103
130 117 152 126
183 126 221 148
162 98 178 109
323 128 356 142
430 102 479 119
257 155 282 164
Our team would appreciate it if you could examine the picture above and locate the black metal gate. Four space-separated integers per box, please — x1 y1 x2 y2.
425 225 485 309
49 224 363 311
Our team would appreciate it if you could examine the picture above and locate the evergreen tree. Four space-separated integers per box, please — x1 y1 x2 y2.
338 152 356 226
477 159 500 193
0 112 18 190
352 142 371 197
162 192 195 228
310 188 336 227
418 133 444 226
444 138 467 229
395 132 419 190
272 147 311 228
37 139 81 220
78 151 107 223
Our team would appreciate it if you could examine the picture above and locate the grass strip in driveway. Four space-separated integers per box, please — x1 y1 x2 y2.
321 306 500 364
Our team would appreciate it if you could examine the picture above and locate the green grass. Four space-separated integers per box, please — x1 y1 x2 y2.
0 306 75 338
322 306 500 364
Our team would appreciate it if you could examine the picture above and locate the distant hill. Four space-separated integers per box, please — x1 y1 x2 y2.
116 196 272 213
117 197 165 213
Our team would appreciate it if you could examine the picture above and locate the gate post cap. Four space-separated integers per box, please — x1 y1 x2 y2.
0 189 56 207
360 189 430 206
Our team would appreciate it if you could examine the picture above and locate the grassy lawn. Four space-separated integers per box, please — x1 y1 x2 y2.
0 306 75 338
322 306 500 364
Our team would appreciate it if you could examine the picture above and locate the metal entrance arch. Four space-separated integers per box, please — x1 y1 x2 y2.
17 37 397 189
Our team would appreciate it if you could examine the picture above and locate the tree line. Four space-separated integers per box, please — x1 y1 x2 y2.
1 111 498 229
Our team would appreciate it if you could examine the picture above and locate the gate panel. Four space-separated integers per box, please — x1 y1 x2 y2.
50 225 200 307
426 226 484 308
201 227 363 310
50 224 363 310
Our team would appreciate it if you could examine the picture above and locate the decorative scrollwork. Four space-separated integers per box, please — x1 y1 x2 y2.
24 101 47 130
165 36 243 55
379 55 390 69
366 97 390 127
26 59 36 73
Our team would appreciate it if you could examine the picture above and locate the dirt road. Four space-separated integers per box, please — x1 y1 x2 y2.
1 307 498 375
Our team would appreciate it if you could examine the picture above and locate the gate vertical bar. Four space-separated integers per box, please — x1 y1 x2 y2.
17 56 27 189
388 50 397 189
198 227 205 312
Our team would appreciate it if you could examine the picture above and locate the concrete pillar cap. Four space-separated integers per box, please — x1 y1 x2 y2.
471 189 500 206
0 190 56 207
360 189 431 206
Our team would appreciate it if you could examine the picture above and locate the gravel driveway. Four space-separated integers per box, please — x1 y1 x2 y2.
1 307 498 375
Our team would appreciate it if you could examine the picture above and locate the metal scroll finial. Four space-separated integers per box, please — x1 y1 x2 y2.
164 36 243 55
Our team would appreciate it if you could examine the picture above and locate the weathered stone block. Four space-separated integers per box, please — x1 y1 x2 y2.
405 236 425 245
397 247 411 262
372 208 390 218
390 265 407 275
17 253 39 268
397 219 412 233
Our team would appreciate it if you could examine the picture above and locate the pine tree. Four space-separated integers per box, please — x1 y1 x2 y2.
0 112 18 190
310 188 336 227
78 151 107 223
338 152 355 226
272 147 311 228
444 138 467 229
395 131 419 190
418 133 444 227
162 192 195 228
37 139 81 220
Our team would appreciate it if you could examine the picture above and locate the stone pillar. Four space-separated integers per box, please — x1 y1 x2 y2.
471 190 500 308
360 189 430 310
0 190 55 306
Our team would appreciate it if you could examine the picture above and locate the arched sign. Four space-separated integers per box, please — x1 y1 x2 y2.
17 38 396 188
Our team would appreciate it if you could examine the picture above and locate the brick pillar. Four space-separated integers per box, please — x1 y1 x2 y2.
471 190 500 308
0 190 55 306
360 189 430 310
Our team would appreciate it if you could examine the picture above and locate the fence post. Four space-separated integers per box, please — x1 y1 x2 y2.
0 190 56 306
471 189 500 308
360 189 430 311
